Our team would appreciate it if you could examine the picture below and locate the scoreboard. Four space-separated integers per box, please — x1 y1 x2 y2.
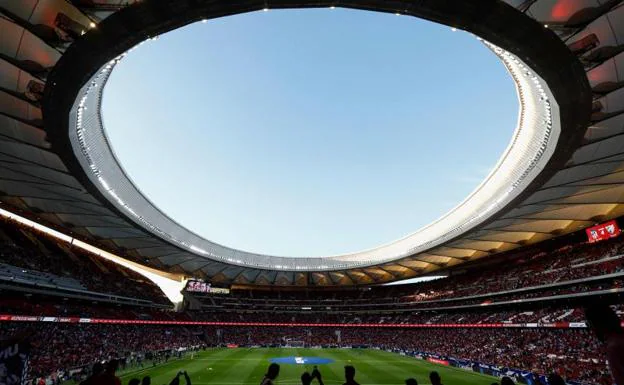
185 280 230 294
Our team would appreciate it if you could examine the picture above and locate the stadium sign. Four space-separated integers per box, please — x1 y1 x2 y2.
185 280 230 294
426 358 450 366
586 220 621 243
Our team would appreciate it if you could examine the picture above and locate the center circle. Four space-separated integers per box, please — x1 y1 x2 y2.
102 9 516 258
270 357 335 365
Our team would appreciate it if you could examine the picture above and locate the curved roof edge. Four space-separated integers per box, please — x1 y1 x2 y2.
42 0 591 274
68 39 558 271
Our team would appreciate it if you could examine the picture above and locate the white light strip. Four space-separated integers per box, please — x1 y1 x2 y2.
73 240 186 304
383 275 448 286
68 29 560 272
0 207 73 243
0 206 184 304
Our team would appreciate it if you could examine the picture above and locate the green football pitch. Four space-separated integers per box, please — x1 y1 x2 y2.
115 348 497 385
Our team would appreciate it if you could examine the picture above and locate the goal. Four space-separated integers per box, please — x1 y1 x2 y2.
284 339 305 348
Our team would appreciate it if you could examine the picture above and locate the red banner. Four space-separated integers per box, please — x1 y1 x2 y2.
0 314 609 328
427 358 449 366
586 220 621 243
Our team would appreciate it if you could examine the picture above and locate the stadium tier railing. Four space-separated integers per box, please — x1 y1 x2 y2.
3 313 622 328
0 270 169 307
194 281 623 313
189 256 624 309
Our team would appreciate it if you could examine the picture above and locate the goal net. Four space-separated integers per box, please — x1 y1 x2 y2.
283 339 305 348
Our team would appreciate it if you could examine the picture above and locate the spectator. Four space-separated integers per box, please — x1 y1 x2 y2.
93 360 121 385
79 363 103 385
530 373 544 385
405 379 418 385
311 366 324 385
546 374 565 385
585 305 624 385
301 372 312 385
500 377 514 385
344 366 359 385
128 380 140 385
142 377 150 385
260 364 280 385
429 372 442 385
168 371 190 385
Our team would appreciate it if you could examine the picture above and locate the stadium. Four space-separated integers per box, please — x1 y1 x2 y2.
2 0 624 385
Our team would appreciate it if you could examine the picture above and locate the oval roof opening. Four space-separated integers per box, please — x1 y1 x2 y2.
102 8 516 258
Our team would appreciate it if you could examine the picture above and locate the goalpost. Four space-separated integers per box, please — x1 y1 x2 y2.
283 338 305 348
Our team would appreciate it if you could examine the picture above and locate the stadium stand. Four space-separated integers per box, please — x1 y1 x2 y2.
0 221 623 385
2 291 622 326
0 322 615 385
0 217 169 305
0 323 200 380
184 235 624 314
4 1 624 385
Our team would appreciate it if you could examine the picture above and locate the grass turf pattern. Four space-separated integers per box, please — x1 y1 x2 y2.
117 348 497 385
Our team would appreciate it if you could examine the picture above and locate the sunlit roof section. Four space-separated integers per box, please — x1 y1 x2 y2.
0 207 186 304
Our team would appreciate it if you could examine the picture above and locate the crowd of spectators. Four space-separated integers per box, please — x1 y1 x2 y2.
0 321 615 385
0 217 168 304
188 325 619 385
1 218 624 385
210 238 624 307
3 293 624 326
189 306 617 324
1 205 624 311
0 323 199 379
203 279 624 312
0 297 183 320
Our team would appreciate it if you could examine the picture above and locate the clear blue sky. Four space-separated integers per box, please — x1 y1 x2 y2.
102 8 516 258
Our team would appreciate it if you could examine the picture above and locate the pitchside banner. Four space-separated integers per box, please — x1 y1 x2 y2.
0 337 30 385
407 352 588 385
586 220 621 243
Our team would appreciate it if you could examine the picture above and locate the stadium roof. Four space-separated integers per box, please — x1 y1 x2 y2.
0 0 622 286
